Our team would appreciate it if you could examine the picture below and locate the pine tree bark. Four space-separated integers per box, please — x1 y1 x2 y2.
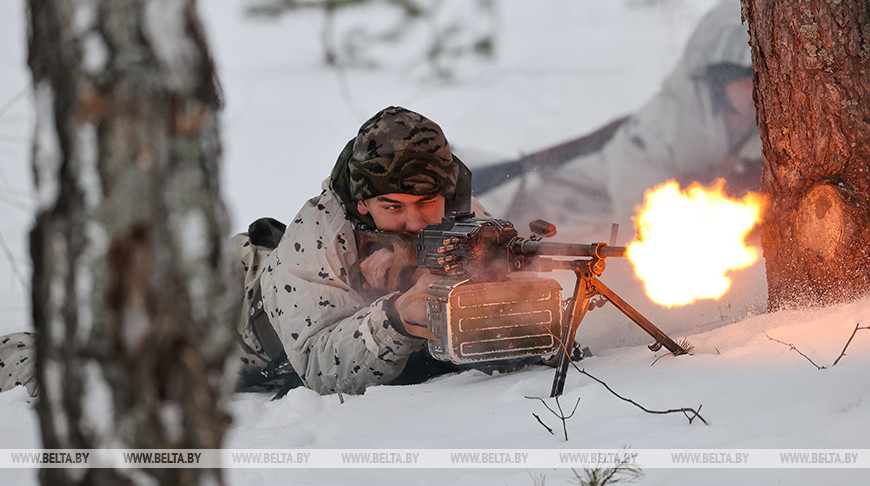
27 1 239 484
742 0 870 310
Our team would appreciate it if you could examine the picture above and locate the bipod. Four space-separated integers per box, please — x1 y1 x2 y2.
549 259 685 397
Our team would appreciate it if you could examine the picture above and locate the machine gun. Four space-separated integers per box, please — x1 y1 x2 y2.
355 212 685 397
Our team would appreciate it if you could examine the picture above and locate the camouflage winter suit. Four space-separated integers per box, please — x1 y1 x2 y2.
234 183 422 395
0 332 37 396
234 107 486 395
482 0 760 241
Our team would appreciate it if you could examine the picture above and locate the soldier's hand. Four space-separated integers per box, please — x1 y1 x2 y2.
393 270 440 338
359 247 394 291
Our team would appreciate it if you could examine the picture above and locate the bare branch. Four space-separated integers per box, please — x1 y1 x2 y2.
529 470 548 486
559 393 583 420
526 394 583 441
650 352 674 367
532 413 554 436
570 447 644 486
832 321 869 366
682 404 704 425
526 394 560 417
763 330 826 370
570 364 708 426
556 395 582 441
545 327 707 426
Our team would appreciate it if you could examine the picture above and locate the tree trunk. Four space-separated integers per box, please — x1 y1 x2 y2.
27 1 239 484
742 0 870 310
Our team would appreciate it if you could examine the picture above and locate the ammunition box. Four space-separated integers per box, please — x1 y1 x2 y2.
426 277 563 364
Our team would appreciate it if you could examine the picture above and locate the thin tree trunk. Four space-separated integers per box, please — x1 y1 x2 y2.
28 1 239 484
742 0 870 310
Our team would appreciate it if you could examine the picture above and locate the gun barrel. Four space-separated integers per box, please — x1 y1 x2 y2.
512 240 626 258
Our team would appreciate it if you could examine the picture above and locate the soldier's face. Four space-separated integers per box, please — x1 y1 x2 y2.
357 193 445 235
725 77 755 118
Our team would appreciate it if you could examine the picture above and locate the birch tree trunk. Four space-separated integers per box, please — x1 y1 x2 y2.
742 0 870 310
27 0 239 484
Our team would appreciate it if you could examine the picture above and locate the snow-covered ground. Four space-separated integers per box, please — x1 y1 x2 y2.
2 1 869 485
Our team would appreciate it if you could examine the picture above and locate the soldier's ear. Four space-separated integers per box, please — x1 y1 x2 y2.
357 200 370 215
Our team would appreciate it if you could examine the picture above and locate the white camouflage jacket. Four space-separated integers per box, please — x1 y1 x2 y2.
235 176 490 395
253 179 424 395
482 0 759 242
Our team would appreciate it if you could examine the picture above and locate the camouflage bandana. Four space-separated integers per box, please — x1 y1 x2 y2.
349 106 459 201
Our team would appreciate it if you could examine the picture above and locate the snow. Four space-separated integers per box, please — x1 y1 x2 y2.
144 0 199 92
1 0 869 485
72 4 109 76
30 81 62 211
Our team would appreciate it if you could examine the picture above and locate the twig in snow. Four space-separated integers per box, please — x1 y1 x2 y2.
649 352 671 367
532 413 554 436
570 365 708 425
529 470 548 486
650 338 692 366
570 447 644 486
832 321 870 366
763 330 826 370
547 328 707 425
525 395 582 441
652 338 693 366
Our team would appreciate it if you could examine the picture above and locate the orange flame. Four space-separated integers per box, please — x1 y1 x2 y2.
626 180 764 307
